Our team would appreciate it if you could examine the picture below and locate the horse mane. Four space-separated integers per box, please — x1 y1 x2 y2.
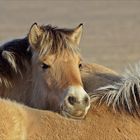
90 62 140 117
0 37 31 87
38 25 80 57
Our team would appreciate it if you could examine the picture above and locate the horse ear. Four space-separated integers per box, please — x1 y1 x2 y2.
70 23 83 46
28 23 43 49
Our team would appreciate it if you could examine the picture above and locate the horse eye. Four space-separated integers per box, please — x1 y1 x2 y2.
41 63 50 69
79 63 82 68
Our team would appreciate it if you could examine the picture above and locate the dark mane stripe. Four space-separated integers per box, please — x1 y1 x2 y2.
0 37 31 86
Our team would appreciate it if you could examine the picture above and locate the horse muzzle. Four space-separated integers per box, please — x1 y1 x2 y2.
61 86 90 119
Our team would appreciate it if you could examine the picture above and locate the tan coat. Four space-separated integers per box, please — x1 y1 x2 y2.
0 63 140 140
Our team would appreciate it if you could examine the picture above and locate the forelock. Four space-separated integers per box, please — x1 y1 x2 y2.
38 25 79 57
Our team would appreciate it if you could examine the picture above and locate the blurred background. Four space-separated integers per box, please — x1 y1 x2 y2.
0 0 140 72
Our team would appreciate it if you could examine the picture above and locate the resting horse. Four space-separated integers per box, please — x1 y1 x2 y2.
1 24 140 139
0 23 91 119
0 23 123 119
1 23 140 118
1 62 140 140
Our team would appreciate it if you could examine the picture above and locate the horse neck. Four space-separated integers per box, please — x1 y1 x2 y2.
1 67 32 105
81 63 121 93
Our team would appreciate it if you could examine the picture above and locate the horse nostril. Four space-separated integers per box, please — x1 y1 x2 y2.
68 96 77 105
83 96 90 106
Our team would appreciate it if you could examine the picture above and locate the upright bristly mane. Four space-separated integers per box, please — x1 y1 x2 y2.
90 62 140 116
38 25 80 57
0 37 31 87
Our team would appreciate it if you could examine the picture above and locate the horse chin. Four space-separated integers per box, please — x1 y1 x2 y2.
61 110 86 120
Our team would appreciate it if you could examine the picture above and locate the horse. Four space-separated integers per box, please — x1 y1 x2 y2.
1 24 140 139
1 73 140 140
1 52 140 140
1 23 140 118
0 23 90 119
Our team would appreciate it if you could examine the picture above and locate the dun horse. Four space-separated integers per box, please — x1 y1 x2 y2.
1 23 140 118
1 62 140 140
0 23 90 119
0 23 140 140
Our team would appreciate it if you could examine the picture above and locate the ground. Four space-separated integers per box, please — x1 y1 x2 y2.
0 1 140 72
